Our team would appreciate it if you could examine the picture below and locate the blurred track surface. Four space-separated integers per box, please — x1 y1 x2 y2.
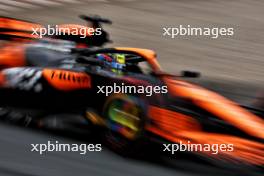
0 122 262 176
0 123 214 176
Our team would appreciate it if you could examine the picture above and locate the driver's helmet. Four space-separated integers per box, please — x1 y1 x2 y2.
96 53 126 70
111 54 126 70
96 53 113 66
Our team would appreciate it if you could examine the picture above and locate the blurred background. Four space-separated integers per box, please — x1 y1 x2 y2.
0 0 263 176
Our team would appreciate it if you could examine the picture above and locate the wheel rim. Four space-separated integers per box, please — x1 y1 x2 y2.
107 99 141 140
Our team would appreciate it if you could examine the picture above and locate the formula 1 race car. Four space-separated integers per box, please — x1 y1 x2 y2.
0 47 263 170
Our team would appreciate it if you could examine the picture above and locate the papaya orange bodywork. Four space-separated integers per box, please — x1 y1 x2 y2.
115 47 161 71
145 77 264 165
146 125 264 165
42 69 91 91
0 17 42 41
149 106 201 132
0 72 5 86
164 78 264 139
0 43 26 68
0 17 42 32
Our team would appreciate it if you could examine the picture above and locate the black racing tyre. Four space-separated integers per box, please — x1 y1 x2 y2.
0 107 9 118
0 107 32 126
102 94 148 156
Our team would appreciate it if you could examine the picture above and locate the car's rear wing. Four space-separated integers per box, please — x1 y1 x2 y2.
48 15 112 47
0 16 42 41
0 15 112 46
79 14 112 28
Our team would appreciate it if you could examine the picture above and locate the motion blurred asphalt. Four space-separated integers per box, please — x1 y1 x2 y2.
0 123 262 176
0 0 263 176
0 123 191 176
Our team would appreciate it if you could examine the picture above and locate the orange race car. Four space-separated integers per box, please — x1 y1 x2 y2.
0 47 263 171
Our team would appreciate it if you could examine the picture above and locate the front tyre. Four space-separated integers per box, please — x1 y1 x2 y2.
103 94 147 155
